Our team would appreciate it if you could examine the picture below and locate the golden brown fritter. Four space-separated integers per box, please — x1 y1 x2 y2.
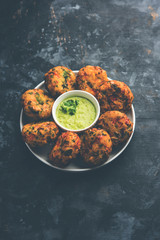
81 128 112 167
45 66 76 97
77 65 110 97
22 121 59 147
49 132 81 167
99 80 134 113
77 66 134 113
21 89 54 120
97 111 133 146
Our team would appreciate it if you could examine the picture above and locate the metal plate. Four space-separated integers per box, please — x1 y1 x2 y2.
20 71 135 172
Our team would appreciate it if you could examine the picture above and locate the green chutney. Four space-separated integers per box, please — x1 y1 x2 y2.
56 97 96 130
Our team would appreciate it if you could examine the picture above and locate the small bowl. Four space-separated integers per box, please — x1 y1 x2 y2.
52 90 100 132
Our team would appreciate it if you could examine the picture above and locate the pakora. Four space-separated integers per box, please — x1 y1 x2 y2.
77 66 134 113
49 132 81 167
81 128 112 166
22 121 59 147
21 89 54 120
98 80 134 112
98 111 133 145
45 66 76 97
76 65 110 97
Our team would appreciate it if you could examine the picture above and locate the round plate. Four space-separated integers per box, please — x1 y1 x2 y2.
20 71 135 172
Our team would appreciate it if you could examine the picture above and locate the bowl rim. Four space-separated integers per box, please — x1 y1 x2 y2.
52 90 100 132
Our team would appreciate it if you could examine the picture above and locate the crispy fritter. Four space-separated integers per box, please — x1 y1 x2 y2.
81 128 112 166
99 80 134 112
49 132 81 167
77 66 134 113
22 122 59 147
77 65 110 97
21 89 54 120
98 111 133 146
45 66 76 97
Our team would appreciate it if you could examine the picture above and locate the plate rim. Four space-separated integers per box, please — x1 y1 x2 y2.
20 70 136 172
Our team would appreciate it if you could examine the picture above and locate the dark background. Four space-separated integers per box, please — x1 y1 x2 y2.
1 0 160 239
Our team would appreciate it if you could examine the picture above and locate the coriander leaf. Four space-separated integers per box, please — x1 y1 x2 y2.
60 99 79 115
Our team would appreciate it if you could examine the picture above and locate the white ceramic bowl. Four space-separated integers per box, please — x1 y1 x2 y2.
52 90 100 132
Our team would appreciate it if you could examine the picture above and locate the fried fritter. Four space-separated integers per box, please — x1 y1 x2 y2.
21 89 54 120
98 111 133 146
81 128 112 166
77 65 110 97
45 66 76 97
49 132 81 167
22 121 59 147
99 80 134 113
77 66 134 113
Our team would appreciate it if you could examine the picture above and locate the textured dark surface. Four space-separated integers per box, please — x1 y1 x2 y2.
1 0 160 239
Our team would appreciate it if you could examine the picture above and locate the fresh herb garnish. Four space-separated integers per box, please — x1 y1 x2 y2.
60 99 79 115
